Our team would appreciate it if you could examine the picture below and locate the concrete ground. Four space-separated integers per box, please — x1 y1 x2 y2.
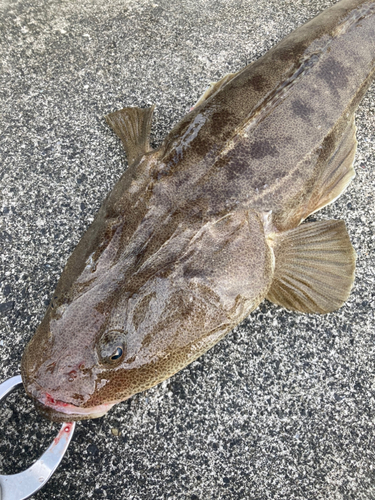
0 0 374 498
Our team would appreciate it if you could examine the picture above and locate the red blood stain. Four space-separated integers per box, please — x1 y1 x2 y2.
45 393 56 404
44 393 70 408
53 423 73 445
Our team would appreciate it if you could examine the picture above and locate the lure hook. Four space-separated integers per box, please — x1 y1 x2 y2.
0 375 75 500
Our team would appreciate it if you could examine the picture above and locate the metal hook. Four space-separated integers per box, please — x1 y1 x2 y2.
0 375 75 500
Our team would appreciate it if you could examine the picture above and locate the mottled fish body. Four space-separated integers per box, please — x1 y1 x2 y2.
21 0 375 421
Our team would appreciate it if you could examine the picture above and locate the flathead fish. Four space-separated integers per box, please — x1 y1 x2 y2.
21 0 375 421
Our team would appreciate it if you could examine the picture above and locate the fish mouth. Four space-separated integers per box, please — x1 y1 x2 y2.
33 394 116 422
21 370 117 421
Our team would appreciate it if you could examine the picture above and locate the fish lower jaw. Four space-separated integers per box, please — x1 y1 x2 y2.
35 394 116 422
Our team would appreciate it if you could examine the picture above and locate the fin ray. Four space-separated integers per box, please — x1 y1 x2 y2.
193 72 238 109
267 220 356 313
105 106 155 165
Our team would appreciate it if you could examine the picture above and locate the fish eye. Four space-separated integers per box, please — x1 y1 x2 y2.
110 347 123 361
97 330 126 365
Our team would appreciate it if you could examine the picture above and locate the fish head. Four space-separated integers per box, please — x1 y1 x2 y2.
21 283 123 421
21 209 273 422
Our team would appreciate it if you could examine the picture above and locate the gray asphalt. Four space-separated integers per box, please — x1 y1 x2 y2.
0 0 374 499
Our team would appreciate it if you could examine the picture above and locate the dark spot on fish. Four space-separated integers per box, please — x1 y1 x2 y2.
317 56 349 94
189 135 213 159
183 267 202 279
248 74 267 92
72 392 85 402
249 140 279 159
225 156 253 182
209 109 234 137
291 98 314 120
278 40 307 62
95 299 111 315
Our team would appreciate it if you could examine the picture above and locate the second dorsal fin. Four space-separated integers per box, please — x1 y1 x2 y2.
105 106 155 166
192 72 238 109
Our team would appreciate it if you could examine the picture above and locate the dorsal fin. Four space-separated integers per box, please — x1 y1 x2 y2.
105 106 155 166
305 116 357 217
192 72 238 109
272 116 357 231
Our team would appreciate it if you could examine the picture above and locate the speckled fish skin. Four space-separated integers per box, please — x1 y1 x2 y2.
21 0 375 422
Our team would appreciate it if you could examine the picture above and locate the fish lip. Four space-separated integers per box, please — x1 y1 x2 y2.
21 373 116 421
34 392 116 422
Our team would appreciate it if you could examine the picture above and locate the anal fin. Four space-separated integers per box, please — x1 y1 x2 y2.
105 106 155 166
266 220 356 314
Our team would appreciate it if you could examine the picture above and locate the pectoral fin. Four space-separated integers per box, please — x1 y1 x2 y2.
105 106 155 166
266 220 356 314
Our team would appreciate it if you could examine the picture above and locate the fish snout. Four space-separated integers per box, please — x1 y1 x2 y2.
21 363 115 422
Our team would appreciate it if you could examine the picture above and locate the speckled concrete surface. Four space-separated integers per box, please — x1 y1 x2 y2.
0 0 374 499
